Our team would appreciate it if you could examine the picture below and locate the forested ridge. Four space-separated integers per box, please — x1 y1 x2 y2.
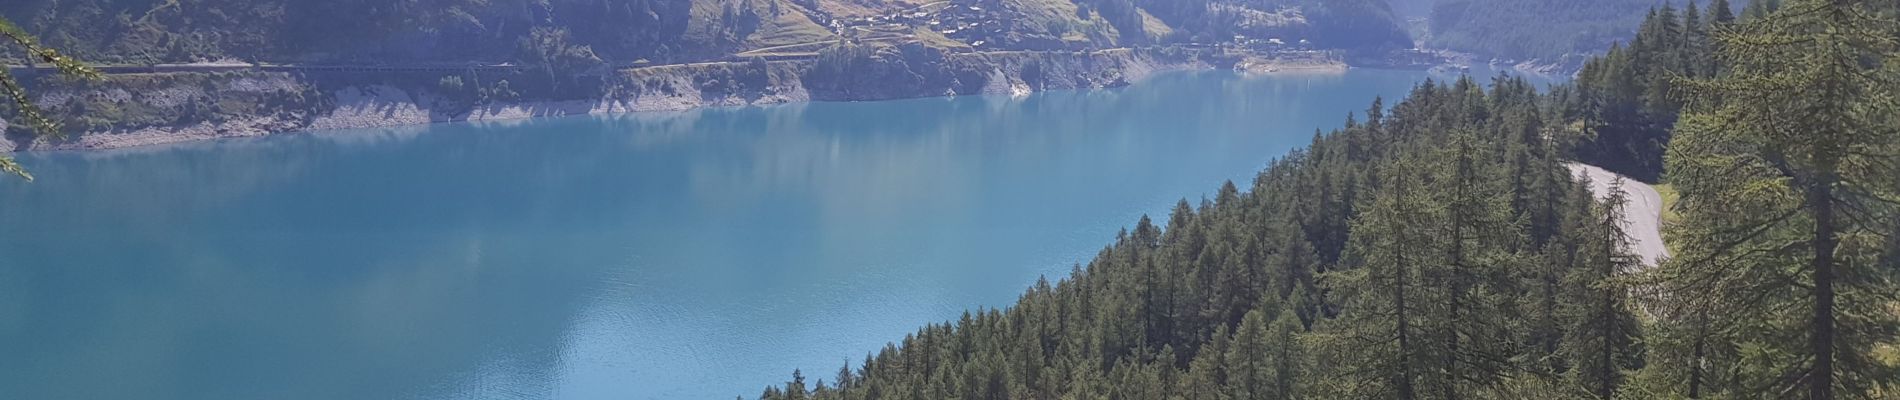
1426 0 1658 61
1568 0 1738 182
753 0 1900 398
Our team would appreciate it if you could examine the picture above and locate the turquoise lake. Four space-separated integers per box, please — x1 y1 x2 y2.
0 68 1552 399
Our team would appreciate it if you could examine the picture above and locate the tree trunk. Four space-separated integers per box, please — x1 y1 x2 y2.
1598 210 1618 399
1808 178 1837 400
1688 314 1706 398
1396 245 1417 400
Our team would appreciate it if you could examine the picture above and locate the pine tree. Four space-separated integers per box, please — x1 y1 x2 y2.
1707 0 1738 76
1226 307 1275 399
1637 6 1685 122
1682 2 1707 78
1631 300 1741 398
1526 173 1599 375
1425 129 1523 398
1559 181 1645 398
833 363 855 393
1323 157 1437 399
1181 323 1232 399
1658 0 1900 398
1264 306 1306 399
1709 0 1738 25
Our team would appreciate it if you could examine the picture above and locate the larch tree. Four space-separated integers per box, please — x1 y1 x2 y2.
1425 129 1524 399
1558 180 1645 399
1225 307 1277 399
1263 303 1306 399
1322 155 1439 400
1657 0 1900 398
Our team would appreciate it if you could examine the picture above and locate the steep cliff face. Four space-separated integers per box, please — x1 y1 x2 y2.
2 47 1212 151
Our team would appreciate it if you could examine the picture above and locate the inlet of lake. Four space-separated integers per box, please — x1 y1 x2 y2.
0 68 1553 399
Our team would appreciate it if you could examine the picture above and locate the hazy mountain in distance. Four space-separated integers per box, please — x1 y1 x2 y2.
1388 0 1433 18
1426 0 1681 61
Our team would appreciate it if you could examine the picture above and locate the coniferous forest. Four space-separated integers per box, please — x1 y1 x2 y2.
756 0 1900 398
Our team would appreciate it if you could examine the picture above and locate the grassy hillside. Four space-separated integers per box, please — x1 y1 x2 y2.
814 0 938 18
686 0 837 50
1009 0 1118 47
1132 0 1411 51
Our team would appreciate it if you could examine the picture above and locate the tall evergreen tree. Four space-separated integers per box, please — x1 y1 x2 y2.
1181 323 1232 399
1559 180 1645 398
1264 304 1306 399
1657 0 1900 398
1526 173 1598 374
1324 154 1440 400
1425 129 1523 398
1709 0 1738 25
1682 1 1707 78
1226 307 1277 399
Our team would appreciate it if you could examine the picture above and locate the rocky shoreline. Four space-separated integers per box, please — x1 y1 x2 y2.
2 48 1214 152
1233 55 1349 75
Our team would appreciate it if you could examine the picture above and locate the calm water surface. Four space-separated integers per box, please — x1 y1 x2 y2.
0 69 1551 399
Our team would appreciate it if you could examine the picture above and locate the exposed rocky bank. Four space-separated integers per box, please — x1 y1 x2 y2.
2 47 1214 152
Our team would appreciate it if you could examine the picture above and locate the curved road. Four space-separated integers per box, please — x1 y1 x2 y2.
1568 163 1669 269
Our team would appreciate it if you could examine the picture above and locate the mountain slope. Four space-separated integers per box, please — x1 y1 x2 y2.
1 0 1415 65
0 0 812 64
1426 0 1657 60
751 75 1630 399
1132 0 1411 51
